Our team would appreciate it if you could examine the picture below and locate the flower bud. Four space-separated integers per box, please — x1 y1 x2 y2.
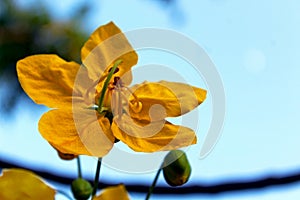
71 178 93 200
162 150 191 187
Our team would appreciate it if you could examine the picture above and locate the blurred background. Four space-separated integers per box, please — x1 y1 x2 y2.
1 0 300 199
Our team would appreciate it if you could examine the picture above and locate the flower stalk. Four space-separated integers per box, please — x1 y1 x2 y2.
77 156 82 179
145 166 162 200
92 157 102 197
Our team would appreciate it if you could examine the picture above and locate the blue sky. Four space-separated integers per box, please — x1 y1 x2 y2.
1 0 300 199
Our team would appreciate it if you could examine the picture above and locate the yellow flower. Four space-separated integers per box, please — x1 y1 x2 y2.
93 184 130 200
0 168 55 200
17 22 207 157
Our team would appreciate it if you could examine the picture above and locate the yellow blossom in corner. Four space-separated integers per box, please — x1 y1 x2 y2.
16 22 207 157
0 168 55 200
93 185 130 200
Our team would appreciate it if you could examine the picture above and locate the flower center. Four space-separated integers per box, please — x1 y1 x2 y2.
97 60 123 113
111 81 142 119
97 60 143 120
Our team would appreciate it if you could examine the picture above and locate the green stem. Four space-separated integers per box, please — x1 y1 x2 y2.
97 59 123 113
77 156 82 179
145 167 162 200
92 158 102 197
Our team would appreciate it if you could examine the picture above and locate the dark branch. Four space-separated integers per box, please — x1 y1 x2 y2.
1 158 300 195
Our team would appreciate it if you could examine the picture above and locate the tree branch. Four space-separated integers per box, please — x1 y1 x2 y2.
1 158 300 195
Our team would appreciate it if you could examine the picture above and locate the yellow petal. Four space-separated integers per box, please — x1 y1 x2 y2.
81 21 137 86
125 81 207 122
0 168 55 200
17 54 81 108
112 115 196 152
93 185 130 200
38 109 115 157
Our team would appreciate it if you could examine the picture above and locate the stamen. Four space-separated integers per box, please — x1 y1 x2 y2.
117 89 123 118
111 90 118 116
113 77 121 86
108 67 120 74
121 86 143 113
111 87 124 119
130 101 143 113
124 86 139 103
108 83 115 90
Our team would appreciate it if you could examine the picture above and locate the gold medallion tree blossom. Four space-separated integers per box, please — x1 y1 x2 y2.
12 21 207 199
16 22 206 157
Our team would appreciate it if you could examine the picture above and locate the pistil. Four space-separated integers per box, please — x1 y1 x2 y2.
97 59 123 113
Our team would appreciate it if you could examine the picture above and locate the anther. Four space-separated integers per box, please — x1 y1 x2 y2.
108 67 120 74
130 101 143 113
113 76 122 86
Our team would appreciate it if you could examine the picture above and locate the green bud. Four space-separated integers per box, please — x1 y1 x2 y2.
162 150 191 187
71 178 93 200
